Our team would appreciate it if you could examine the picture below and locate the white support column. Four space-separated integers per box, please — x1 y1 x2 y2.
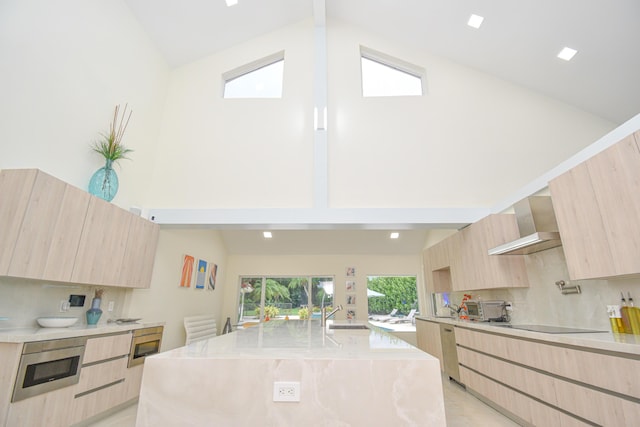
313 0 328 209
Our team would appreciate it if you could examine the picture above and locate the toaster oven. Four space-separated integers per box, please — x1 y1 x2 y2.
465 300 507 322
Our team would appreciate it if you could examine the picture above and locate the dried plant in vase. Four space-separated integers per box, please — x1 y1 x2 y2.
88 104 134 202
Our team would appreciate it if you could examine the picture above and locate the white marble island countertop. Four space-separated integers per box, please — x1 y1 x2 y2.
158 319 427 361
137 320 446 427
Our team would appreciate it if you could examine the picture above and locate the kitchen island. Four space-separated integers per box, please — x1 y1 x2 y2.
136 320 445 427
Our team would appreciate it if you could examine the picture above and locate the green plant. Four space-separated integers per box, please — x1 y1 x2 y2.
255 305 280 318
298 307 310 320
91 104 133 163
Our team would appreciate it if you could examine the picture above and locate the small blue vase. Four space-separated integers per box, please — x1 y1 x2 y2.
88 159 118 201
86 298 103 325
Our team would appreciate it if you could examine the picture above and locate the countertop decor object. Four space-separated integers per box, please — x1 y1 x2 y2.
86 288 104 326
36 317 78 328
88 104 133 201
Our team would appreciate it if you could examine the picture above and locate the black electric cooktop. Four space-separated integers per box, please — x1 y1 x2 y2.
495 324 608 334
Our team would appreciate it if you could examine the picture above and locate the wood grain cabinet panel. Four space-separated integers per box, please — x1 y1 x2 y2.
456 327 640 426
71 197 132 286
0 169 38 275
423 214 528 292
550 131 640 279
118 214 160 288
415 319 443 367
83 333 132 364
8 172 90 281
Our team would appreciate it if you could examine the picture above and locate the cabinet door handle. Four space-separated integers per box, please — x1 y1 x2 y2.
444 328 453 332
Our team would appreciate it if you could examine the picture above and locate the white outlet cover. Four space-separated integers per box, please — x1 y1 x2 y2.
273 381 300 402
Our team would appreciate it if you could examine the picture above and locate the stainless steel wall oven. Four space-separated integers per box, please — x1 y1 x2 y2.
128 326 163 367
12 336 87 402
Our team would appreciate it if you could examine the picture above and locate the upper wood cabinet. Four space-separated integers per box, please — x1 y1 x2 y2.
423 214 529 292
549 131 640 280
0 169 159 288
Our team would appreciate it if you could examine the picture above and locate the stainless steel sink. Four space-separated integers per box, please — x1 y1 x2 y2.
328 324 369 330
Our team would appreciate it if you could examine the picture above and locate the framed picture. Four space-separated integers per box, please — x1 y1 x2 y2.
180 254 195 288
346 267 356 277
346 310 356 320
346 281 356 292
346 294 356 305
195 259 207 289
208 263 218 291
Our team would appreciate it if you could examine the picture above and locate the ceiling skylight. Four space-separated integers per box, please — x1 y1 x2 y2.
557 47 578 61
225 0 238 7
467 14 484 29
263 231 272 239
390 232 400 239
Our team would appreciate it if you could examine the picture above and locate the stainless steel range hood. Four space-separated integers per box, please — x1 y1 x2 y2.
488 196 562 255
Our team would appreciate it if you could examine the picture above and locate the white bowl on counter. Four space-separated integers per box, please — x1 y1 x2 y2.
37 317 78 328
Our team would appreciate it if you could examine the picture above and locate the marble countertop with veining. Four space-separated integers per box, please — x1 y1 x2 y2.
0 320 165 343
416 315 640 355
155 319 430 361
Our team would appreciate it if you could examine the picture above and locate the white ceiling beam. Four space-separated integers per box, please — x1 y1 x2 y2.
147 207 489 230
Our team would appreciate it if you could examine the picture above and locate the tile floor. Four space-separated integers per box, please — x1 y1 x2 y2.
86 374 520 427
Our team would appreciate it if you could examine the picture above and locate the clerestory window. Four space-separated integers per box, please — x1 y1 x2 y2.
360 46 425 97
223 51 284 99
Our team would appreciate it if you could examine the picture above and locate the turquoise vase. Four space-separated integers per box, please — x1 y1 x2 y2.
86 298 103 325
88 159 119 201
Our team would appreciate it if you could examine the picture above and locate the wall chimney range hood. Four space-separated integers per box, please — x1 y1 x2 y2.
488 196 562 255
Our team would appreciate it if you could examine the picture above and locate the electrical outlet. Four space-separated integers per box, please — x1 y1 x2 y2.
59 300 70 312
273 381 300 402
108 301 115 312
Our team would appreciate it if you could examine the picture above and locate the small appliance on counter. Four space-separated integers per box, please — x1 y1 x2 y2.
465 300 509 322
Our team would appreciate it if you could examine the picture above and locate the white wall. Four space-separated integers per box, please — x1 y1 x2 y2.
146 19 315 208
125 229 228 351
0 0 169 211
221 254 423 325
142 17 615 210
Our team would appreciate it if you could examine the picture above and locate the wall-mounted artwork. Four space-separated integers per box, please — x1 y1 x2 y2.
346 295 356 305
346 281 356 292
208 263 218 291
195 259 207 289
180 255 195 288
346 310 356 320
346 267 356 277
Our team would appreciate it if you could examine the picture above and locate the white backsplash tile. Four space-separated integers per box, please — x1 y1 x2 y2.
0 277 129 328
441 247 640 331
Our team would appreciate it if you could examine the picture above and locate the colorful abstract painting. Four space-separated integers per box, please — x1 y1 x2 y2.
195 259 207 289
180 255 195 288
208 263 218 291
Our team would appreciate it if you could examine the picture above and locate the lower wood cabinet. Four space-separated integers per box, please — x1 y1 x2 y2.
2 331 150 427
456 326 640 426
415 318 444 367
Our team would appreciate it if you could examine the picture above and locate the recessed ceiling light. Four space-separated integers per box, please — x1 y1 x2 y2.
467 14 484 29
390 232 400 239
225 0 238 7
263 231 272 239
557 47 577 61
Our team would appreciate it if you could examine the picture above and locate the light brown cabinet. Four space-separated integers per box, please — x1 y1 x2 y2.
0 169 159 288
423 214 529 292
549 131 640 280
456 326 640 426
70 332 135 425
415 318 444 367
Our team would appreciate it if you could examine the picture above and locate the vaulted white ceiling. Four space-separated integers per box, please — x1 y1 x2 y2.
124 0 640 253
125 0 640 124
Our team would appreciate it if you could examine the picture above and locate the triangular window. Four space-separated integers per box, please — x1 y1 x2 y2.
223 51 284 99
360 46 425 97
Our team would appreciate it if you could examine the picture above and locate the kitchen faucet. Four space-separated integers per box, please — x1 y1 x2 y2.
320 305 343 326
